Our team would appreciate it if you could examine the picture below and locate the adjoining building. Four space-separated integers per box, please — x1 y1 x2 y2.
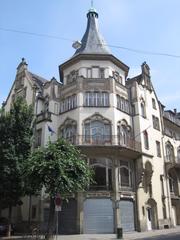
2 7 180 234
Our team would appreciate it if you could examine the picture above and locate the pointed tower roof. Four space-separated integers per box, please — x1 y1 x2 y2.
74 8 111 55
59 8 129 82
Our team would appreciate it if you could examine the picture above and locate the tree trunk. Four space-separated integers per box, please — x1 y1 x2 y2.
45 197 55 240
28 195 32 227
7 205 12 237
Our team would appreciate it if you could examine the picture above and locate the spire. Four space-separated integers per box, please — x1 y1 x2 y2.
74 7 111 55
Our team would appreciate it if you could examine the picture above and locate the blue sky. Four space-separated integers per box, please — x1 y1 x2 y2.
0 0 180 110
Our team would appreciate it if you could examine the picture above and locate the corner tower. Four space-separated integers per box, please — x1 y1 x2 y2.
59 8 129 83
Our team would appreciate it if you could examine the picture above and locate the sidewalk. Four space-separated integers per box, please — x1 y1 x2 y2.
1 226 180 240
55 226 180 240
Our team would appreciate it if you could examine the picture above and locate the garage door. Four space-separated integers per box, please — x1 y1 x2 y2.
119 200 135 232
83 198 114 233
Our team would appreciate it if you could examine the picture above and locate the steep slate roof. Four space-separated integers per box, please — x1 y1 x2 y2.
74 8 111 55
28 72 48 88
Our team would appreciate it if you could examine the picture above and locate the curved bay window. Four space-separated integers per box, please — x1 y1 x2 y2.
59 118 77 144
165 142 174 162
89 158 112 190
117 120 131 147
118 160 133 190
84 114 111 144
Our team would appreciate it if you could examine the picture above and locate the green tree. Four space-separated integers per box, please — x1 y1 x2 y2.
0 97 33 235
24 138 93 240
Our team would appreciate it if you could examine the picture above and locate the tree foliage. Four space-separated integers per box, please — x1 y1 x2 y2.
24 138 93 239
24 138 93 197
0 97 33 211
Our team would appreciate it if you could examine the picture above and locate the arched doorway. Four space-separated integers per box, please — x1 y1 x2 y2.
146 198 158 230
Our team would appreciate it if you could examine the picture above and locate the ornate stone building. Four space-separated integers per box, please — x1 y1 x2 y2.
3 7 180 234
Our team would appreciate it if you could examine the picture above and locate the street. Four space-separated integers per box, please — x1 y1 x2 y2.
135 233 180 240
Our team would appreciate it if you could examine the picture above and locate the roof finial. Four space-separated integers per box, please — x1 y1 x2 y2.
91 0 94 8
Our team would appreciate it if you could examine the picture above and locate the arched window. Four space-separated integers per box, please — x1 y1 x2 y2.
59 118 77 144
140 99 146 118
118 160 133 189
117 120 131 147
89 158 112 190
165 142 174 162
84 114 111 144
143 130 149 149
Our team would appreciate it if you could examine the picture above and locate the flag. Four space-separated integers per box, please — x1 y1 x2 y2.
48 125 56 135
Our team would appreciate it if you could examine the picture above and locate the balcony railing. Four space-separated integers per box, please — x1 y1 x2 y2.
36 111 52 123
63 135 141 152
165 156 180 165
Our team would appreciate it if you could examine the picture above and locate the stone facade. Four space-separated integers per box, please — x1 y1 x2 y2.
2 7 180 234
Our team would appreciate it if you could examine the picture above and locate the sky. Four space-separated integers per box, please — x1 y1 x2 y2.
0 0 180 110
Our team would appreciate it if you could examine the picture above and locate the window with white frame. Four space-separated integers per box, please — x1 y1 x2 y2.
84 92 109 107
86 67 105 78
59 119 77 144
152 115 160 130
118 160 133 188
156 141 161 157
84 115 111 144
165 142 174 162
117 120 131 147
89 158 112 190
117 95 130 114
60 95 77 113
152 98 157 109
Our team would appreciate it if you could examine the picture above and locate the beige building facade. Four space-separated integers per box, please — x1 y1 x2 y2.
2 7 180 234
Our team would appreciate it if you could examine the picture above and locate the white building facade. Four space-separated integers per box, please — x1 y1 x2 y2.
3 8 180 234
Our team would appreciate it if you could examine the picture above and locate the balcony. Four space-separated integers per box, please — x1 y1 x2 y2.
63 135 141 153
165 156 180 171
36 111 52 123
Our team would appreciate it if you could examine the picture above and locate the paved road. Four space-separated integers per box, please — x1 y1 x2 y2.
135 233 180 240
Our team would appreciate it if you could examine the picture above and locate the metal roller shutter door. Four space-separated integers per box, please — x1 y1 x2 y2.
83 198 114 233
119 200 135 232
